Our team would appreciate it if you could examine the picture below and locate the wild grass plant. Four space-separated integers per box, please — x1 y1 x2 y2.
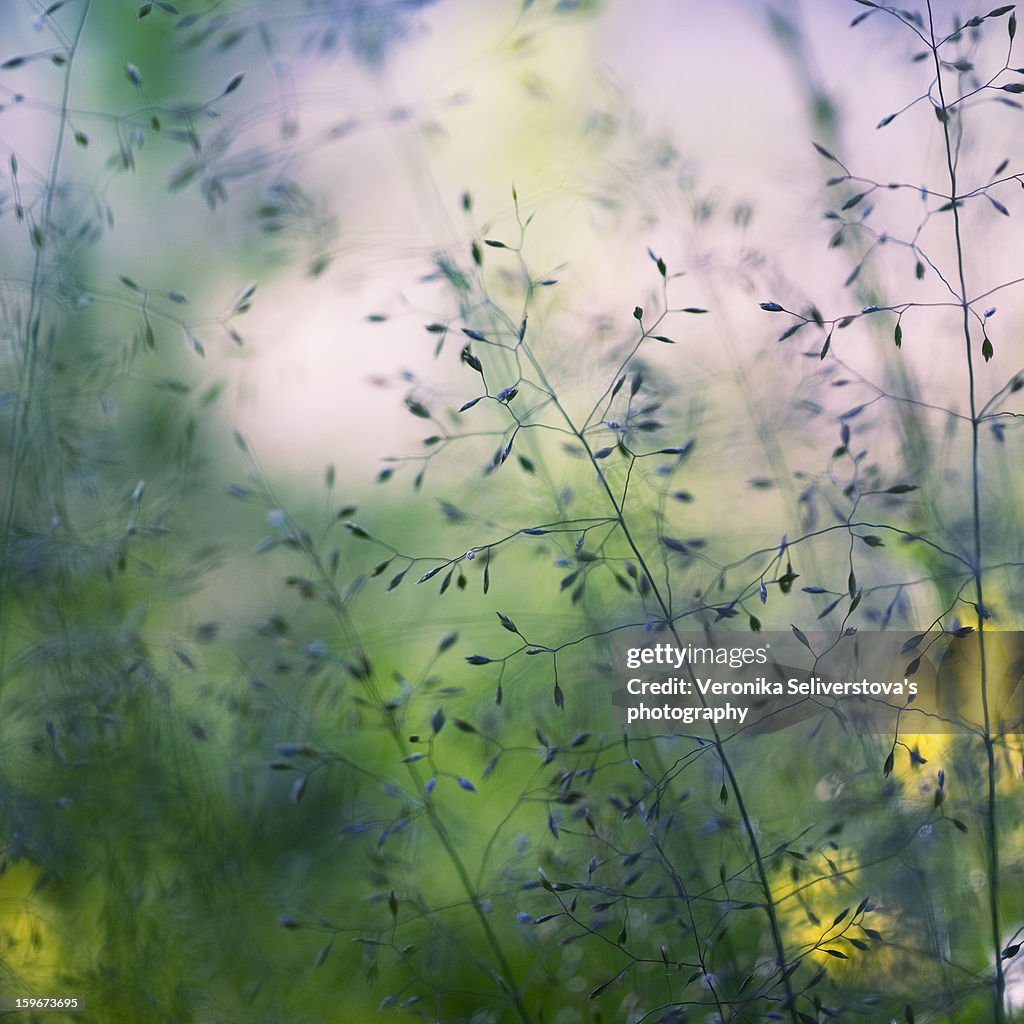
2 2 1024 1023
0 2 442 1019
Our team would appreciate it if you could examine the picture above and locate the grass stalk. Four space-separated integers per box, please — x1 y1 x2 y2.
925 4 1005 1020
517 336 802 1023
0 0 93 684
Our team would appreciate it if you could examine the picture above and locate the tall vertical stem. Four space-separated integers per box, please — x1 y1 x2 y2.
925 5 1005 1021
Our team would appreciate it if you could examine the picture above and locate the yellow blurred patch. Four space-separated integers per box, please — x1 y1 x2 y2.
0 861 61 983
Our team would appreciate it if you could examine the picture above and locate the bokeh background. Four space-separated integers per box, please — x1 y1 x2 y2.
2 1 1024 1021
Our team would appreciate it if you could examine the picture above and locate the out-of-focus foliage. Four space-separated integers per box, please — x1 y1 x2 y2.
2 2 1024 1024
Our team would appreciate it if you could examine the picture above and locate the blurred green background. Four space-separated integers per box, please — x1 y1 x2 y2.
2 1 1024 1022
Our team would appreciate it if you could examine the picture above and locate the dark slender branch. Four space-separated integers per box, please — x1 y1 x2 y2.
926 5 1006 1021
